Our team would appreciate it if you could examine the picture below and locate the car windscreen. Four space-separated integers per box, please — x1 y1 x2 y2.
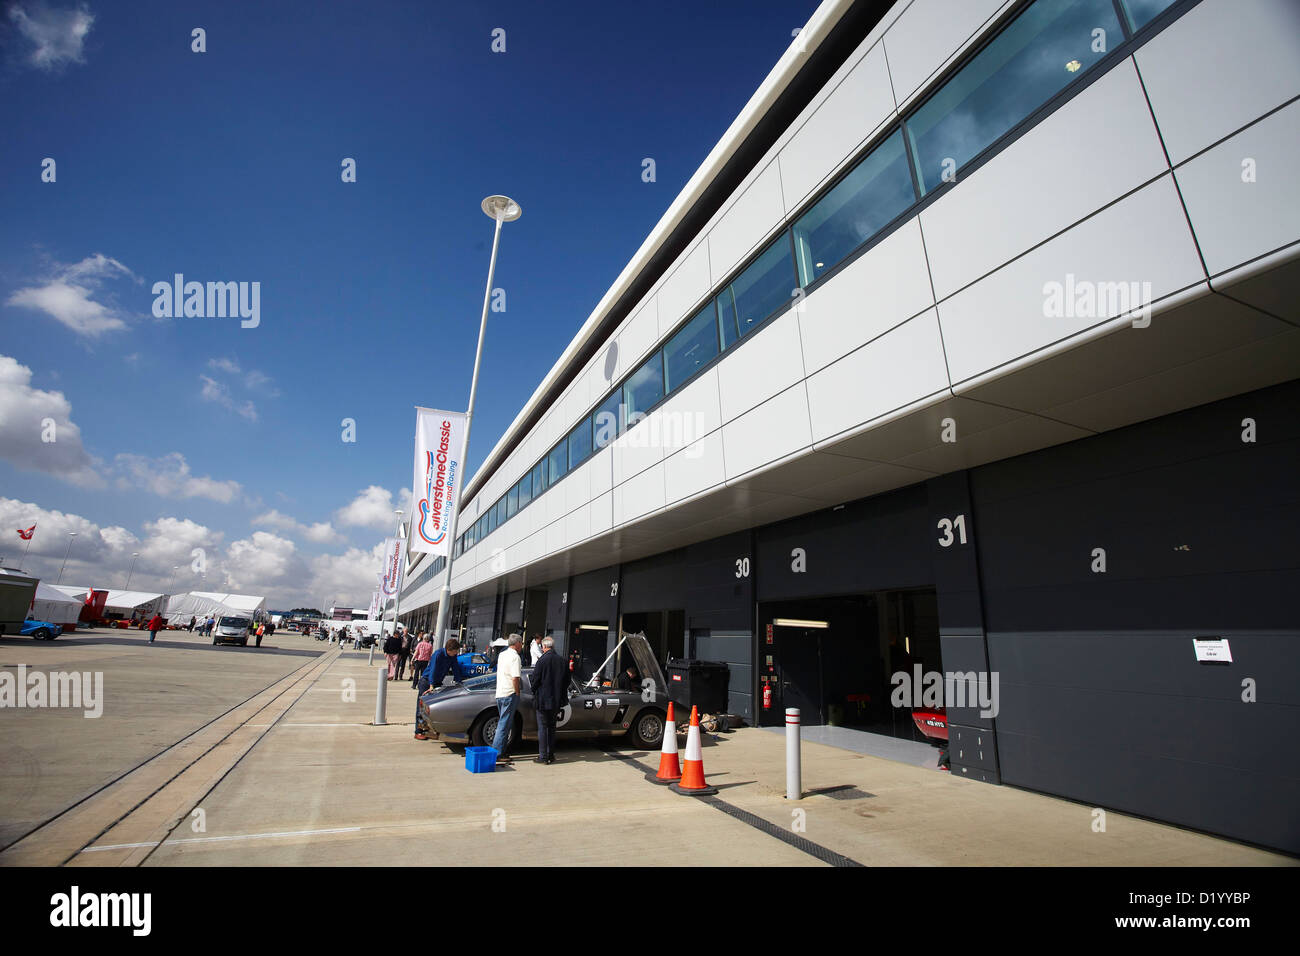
219 617 248 628
461 673 496 690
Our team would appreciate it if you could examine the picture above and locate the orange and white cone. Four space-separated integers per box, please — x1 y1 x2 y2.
670 705 717 796
653 701 681 783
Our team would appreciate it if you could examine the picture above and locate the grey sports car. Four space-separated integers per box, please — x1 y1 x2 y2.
417 634 668 752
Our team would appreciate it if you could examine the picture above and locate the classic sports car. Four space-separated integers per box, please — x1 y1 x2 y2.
419 634 668 752
456 651 493 676
21 618 62 640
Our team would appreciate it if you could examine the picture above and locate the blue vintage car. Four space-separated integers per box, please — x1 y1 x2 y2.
21 618 62 640
457 651 493 676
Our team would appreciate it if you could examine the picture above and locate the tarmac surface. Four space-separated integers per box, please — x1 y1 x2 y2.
1 627 1293 867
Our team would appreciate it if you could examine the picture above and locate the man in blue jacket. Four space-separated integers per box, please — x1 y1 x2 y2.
414 638 469 740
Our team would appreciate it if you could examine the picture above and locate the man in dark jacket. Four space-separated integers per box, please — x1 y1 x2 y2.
415 639 469 740
529 637 569 764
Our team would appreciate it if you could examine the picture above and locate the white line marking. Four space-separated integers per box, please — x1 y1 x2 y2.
83 826 363 852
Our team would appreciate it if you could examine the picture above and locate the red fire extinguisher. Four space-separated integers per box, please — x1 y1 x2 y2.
762 682 773 710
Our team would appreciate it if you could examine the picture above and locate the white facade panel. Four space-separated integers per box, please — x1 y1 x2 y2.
798 218 934 375
565 456 592 516
883 0 1009 108
590 491 613 536
657 366 722 448
588 444 613 499
565 504 591 549
1135 0 1300 165
806 309 950 443
1176 100 1300 278
721 383 813 479
617 300 661 372
655 243 711 336
708 161 786 286
546 520 565 558
664 431 725 504
613 461 666 525
611 416 666 486
921 59 1169 301
938 175 1205 385
779 44 896 211
717 311 807 424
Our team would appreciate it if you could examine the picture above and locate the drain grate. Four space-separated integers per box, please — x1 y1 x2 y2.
807 785 874 800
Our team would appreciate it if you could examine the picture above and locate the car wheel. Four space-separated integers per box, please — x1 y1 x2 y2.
212 635 219 645
630 709 665 749
471 710 513 752
241 639 248 647
32 628 51 640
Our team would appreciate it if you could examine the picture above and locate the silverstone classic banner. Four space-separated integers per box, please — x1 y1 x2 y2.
379 537 405 599
411 407 466 558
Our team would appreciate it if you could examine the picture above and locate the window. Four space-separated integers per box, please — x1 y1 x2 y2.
486 506 497 536
624 352 664 422
717 235 797 346
593 390 623 449
517 471 532 509
665 303 720 393
532 460 547 496
1120 0 1178 31
495 498 507 527
905 0 1123 196
568 416 593 468
548 439 568 485
506 485 518 519
792 129 915 285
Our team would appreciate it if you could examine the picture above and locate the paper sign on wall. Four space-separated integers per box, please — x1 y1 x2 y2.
1193 638 1232 663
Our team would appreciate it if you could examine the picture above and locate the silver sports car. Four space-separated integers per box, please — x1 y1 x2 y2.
418 633 668 752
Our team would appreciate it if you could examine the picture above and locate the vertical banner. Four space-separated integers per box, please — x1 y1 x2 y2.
368 589 381 621
411 407 467 557
380 537 405 601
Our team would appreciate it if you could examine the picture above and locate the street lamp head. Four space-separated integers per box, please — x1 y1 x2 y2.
481 195 521 222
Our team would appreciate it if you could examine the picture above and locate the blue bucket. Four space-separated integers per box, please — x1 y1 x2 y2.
465 746 497 773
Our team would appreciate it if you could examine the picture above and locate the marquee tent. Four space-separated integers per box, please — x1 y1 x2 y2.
166 591 267 624
30 582 83 630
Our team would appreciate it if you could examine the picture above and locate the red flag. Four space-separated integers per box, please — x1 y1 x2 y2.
17 524 35 540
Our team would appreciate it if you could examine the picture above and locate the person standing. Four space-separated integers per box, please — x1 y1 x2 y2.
383 629 403 680
255 621 265 647
415 638 469 740
188 615 196 632
411 632 433 689
530 637 568 764
491 634 524 763
146 613 163 643
530 634 544 667
395 626 412 682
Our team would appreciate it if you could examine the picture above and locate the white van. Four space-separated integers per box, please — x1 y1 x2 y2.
213 615 251 646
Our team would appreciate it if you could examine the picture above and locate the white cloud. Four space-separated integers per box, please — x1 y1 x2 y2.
334 485 407 531
207 357 241 374
251 509 340 544
0 354 101 486
5 254 136 337
114 452 243 504
8 2 94 71
199 375 257 421
1 496 389 609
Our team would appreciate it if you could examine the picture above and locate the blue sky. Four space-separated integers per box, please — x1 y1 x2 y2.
0 0 819 608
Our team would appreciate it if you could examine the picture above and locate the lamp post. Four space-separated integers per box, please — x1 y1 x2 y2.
125 552 140 590
56 531 77 584
431 195 521 647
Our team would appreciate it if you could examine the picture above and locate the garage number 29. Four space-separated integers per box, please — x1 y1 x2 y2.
937 514 968 547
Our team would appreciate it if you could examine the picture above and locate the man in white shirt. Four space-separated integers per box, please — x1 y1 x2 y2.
491 633 524 763
530 634 544 666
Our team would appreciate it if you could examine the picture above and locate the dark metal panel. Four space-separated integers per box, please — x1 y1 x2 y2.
755 484 932 601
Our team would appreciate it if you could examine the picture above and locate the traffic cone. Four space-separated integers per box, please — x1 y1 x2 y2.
670 705 717 796
653 701 681 783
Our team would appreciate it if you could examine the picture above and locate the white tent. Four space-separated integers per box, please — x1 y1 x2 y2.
166 591 267 624
103 590 166 617
31 582 82 629
51 585 90 602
